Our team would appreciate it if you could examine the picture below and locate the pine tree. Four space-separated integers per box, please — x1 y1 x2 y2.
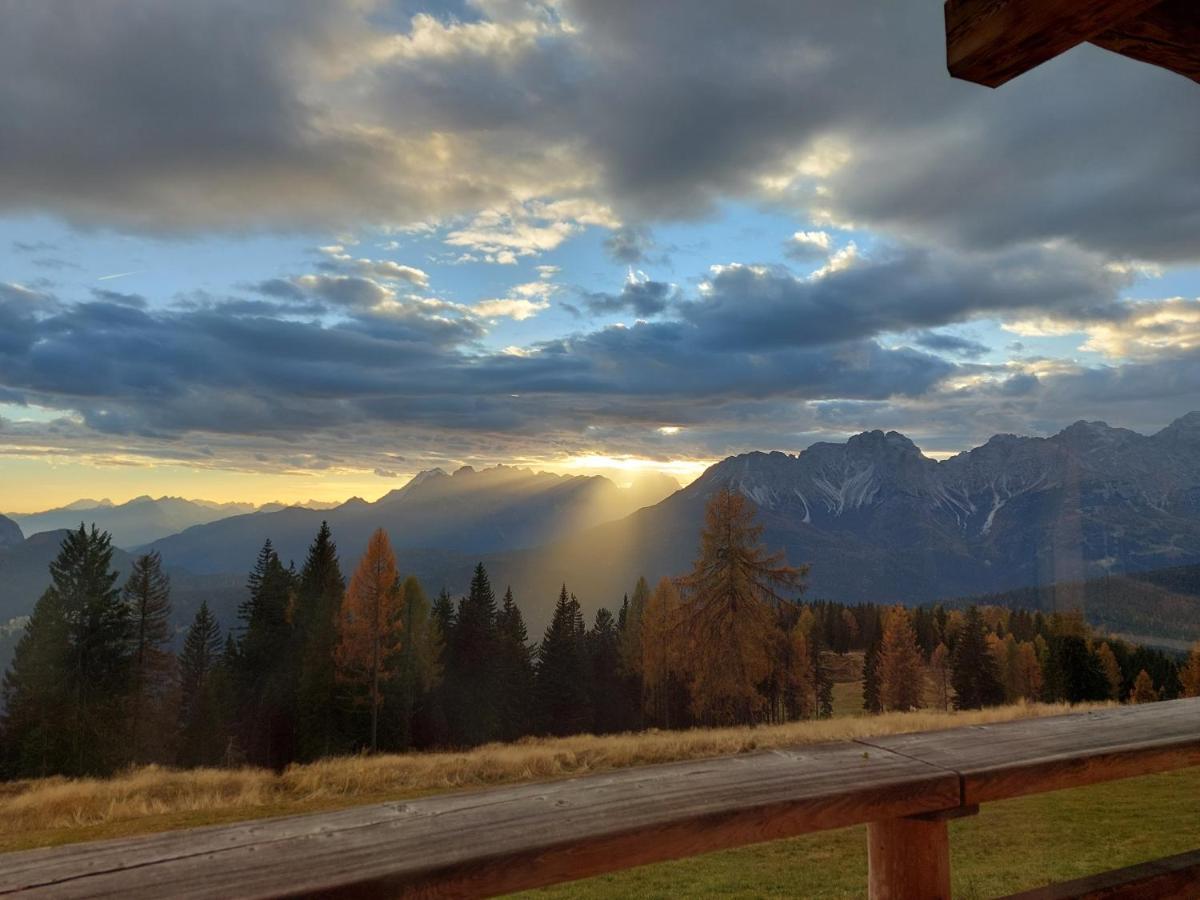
59 526 130 774
236 539 297 768
293 523 345 761
1 589 70 777
423 588 457 746
1129 669 1159 704
392 576 441 748
810 620 833 719
336 529 401 753
951 606 1004 710
177 601 224 767
864 633 883 720
495 587 535 741
682 488 806 725
587 607 624 734
2 526 130 776
878 606 925 712
448 563 501 745
1181 642 1200 698
1044 634 1109 703
536 585 590 735
123 551 173 764
618 578 650 730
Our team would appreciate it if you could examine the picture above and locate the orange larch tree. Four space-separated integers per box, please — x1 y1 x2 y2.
681 488 806 726
878 606 925 712
335 528 402 752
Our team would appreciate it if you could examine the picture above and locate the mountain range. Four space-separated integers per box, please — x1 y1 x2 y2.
5 415 1200 642
5 496 319 547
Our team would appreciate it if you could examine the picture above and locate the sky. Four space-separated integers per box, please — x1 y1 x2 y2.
4 0 1200 512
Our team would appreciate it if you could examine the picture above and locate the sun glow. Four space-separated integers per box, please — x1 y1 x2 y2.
553 454 712 485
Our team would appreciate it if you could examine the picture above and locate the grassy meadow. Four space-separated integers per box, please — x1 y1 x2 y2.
3 699 1081 854
2 662 1194 899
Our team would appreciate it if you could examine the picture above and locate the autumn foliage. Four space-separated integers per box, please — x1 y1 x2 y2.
336 528 402 751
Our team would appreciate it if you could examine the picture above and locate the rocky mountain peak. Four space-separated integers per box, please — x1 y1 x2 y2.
0 514 22 548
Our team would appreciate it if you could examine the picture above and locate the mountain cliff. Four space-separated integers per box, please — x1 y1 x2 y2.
482 414 1200 629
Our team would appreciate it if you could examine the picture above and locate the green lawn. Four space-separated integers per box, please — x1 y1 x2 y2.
520 768 1200 898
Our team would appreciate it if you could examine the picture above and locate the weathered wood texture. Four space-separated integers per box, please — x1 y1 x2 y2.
0 699 1195 899
1091 0 1200 85
862 697 1200 805
944 0 1163 87
866 817 951 900
0 742 958 899
1000 848 1200 900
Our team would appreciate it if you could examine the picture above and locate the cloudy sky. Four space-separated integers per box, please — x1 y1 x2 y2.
3 0 1200 510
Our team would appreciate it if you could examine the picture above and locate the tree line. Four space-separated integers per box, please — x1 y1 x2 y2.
3 489 1198 779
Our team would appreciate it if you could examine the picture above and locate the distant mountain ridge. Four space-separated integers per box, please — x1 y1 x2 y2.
146 465 676 579
6 496 337 548
7 416 1200 644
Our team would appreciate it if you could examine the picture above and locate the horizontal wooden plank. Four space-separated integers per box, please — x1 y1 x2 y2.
944 0 1163 87
2 700 1196 898
861 697 1200 805
0 742 959 899
1090 0 1200 85
1000 847 1200 899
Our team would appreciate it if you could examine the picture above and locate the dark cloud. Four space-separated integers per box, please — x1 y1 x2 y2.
582 278 681 317
0 0 1193 266
603 226 656 264
684 243 1125 352
252 278 307 301
913 332 990 359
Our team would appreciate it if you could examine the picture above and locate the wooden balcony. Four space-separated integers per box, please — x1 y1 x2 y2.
0 698 1197 898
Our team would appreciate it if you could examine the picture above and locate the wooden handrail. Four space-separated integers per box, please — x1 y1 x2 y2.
0 698 1197 898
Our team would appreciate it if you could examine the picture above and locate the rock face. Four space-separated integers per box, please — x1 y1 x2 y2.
662 414 1200 602
0 515 22 549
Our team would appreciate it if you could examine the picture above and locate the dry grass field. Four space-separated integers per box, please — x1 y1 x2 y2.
0 700 1094 854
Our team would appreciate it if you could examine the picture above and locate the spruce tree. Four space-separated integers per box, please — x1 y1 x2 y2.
862 634 882 713
587 607 624 734
495 587 535 741
293 523 345 761
177 601 223 767
60 525 131 773
424 588 457 746
618 578 650 730
952 606 1004 709
123 551 173 764
1 588 71 777
448 564 500 745
235 539 296 768
536 585 590 735
811 623 834 719
2 526 129 776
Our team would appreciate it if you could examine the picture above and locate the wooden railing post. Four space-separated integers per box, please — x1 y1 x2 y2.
867 816 951 900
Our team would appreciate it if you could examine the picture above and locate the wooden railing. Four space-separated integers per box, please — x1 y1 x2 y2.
0 698 1197 899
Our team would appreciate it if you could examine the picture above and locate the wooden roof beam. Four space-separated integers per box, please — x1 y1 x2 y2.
945 0 1166 87
1090 0 1200 86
